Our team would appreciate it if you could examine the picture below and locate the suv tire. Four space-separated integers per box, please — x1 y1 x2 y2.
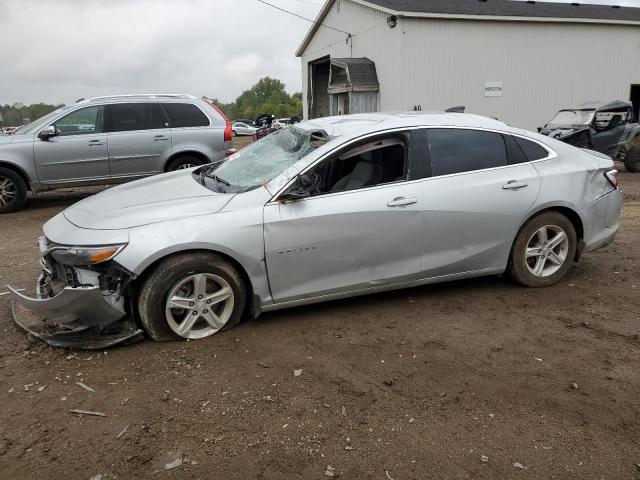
508 212 577 288
624 146 640 173
138 253 247 342
166 155 207 172
0 167 27 214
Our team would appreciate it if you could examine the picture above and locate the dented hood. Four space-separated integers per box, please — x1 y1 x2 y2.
64 170 234 230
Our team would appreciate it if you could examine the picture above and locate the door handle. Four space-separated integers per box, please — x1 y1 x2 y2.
154 135 169 141
88 140 105 146
387 197 418 207
502 180 528 190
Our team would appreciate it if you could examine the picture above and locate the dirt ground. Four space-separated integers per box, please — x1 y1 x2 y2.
0 159 639 480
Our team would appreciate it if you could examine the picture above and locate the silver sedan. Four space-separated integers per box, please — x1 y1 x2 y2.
232 122 257 136
10 113 622 348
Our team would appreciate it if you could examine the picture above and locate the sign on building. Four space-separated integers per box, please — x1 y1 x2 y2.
484 81 503 97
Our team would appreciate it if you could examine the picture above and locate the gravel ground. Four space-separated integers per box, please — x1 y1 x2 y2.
0 162 638 480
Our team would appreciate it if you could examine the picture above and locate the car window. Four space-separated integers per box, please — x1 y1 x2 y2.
594 107 630 130
307 135 407 196
428 129 507 176
54 106 105 136
110 103 164 132
162 103 210 128
504 135 529 165
513 136 549 161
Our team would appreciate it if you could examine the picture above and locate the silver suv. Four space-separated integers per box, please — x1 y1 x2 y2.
0 94 233 213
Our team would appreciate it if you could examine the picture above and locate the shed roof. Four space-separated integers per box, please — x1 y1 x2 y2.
365 0 640 21
297 0 640 56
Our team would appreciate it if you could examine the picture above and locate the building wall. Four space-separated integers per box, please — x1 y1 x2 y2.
300 0 640 130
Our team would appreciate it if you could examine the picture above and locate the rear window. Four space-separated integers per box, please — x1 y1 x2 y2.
428 129 507 176
162 103 210 128
110 103 165 132
504 135 529 165
514 137 549 161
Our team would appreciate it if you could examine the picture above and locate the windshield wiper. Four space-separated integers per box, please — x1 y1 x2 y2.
206 173 230 186
197 161 227 186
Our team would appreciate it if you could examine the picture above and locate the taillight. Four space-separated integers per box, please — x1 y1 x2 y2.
203 99 233 143
604 169 619 189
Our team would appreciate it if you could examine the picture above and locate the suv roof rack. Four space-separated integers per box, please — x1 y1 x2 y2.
82 94 197 103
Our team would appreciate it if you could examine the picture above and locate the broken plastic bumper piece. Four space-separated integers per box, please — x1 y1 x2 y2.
8 285 144 350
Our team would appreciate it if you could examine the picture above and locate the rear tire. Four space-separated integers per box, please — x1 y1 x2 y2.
0 167 27 214
232 130 237 137
508 212 577 288
624 147 640 173
138 253 246 341
166 155 207 172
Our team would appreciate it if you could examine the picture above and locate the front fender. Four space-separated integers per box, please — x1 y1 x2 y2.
114 209 272 306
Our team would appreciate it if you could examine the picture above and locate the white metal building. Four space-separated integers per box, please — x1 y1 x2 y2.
296 0 640 130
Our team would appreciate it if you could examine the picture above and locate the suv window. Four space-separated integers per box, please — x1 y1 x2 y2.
54 106 105 136
110 103 165 132
428 129 507 176
513 136 549 161
162 103 210 128
308 135 407 196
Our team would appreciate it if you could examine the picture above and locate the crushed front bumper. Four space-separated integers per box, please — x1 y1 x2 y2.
8 237 144 349
9 285 144 350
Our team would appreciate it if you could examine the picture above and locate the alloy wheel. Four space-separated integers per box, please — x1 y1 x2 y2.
164 273 234 339
525 225 569 278
0 175 17 207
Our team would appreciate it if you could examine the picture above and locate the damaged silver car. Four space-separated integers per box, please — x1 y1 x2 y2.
9 112 623 348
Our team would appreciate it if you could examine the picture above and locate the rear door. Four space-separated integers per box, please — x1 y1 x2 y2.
107 102 171 178
409 128 543 278
34 105 109 184
163 102 224 162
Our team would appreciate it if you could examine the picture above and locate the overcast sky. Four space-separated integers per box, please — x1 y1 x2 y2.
1 0 638 106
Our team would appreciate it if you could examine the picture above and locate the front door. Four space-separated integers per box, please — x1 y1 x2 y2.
34 105 108 184
264 132 421 303
107 103 171 178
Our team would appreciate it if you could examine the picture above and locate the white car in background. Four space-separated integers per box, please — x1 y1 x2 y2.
232 122 257 137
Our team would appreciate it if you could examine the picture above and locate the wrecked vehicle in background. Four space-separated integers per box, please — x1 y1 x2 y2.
10 112 622 349
539 100 640 172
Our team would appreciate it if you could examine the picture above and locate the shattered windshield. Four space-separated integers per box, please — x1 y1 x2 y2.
547 110 595 128
196 127 328 193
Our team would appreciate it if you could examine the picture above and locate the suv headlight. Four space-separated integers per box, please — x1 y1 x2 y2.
50 244 127 266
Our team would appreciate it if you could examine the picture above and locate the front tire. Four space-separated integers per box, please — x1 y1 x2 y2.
624 146 640 173
138 253 247 341
166 155 207 172
508 212 577 287
0 167 27 214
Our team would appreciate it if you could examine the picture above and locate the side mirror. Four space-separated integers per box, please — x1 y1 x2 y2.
278 172 320 202
37 125 56 140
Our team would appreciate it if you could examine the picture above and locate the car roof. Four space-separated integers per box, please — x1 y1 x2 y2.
296 112 511 138
79 94 198 104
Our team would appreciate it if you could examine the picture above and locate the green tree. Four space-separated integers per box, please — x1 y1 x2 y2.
206 77 303 122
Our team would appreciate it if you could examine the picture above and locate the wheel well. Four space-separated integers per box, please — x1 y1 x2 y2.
524 207 584 261
131 249 256 316
164 151 209 172
541 207 584 242
0 161 31 191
